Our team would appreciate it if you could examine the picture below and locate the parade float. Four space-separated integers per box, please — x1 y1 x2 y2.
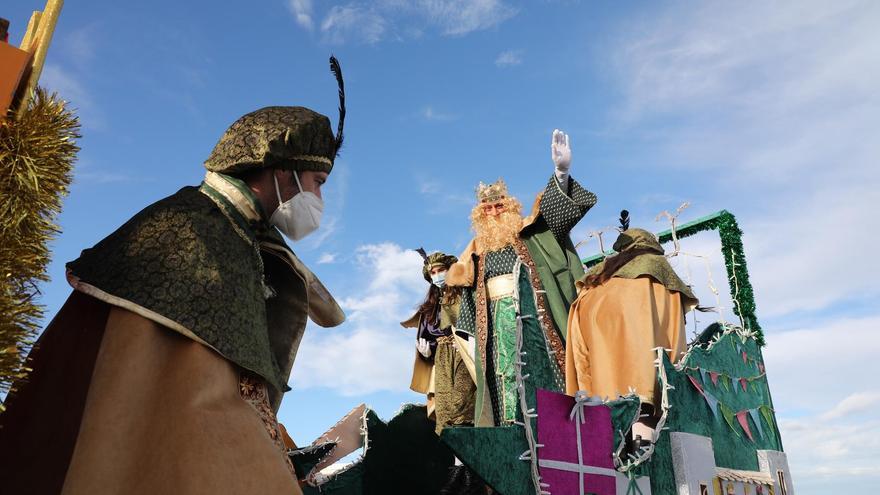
0 4 795 494
293 210 795 495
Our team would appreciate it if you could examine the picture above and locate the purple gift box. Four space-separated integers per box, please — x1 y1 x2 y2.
537 388 617 495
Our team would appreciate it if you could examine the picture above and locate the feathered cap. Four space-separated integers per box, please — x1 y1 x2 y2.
204 56 346 175
415 248 458 282
476 178 509 204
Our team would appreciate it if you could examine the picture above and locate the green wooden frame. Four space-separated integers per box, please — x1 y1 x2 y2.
582 210 764 345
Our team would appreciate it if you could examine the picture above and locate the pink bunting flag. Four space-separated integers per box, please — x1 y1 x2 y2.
758 362 765 374
736 410 755 442
740 378 748 392
710 372 719 386
688 374 705 396
742 351 748 364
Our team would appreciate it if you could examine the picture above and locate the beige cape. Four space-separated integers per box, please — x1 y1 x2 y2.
565 276 689 405
0 292 303 494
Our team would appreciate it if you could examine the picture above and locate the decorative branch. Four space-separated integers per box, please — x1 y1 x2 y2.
0 88 79 404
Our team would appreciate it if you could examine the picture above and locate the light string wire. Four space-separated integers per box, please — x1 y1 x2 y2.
510 258 547 495
575 226 617 257
615 347 673 475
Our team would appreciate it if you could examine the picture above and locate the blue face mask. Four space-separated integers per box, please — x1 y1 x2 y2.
431 271 447 288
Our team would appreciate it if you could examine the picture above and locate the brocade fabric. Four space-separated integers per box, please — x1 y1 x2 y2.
239 372 297 476
433 335 477 434
66 187 286 390
490 296 519 422
65 183 322 398
204 106 337 174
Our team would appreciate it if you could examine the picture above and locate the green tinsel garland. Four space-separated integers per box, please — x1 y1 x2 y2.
0 88 80 405
584 210 764 346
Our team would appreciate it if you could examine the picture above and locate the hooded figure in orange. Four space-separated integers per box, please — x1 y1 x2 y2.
566 226 698 439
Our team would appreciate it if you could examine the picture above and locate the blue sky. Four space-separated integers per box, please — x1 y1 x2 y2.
7 1 879 492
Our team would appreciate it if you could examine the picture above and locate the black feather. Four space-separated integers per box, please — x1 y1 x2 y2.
414 247 428 261
619 209 630 231
329 55 345 156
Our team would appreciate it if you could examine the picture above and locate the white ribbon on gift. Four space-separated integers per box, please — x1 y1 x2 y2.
536 391 615 495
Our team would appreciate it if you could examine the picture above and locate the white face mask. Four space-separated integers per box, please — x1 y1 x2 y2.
431 271 447 288
269 172 324 241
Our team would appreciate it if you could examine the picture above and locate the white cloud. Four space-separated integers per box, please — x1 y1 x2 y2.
820 391 880 421
607 1 880 319
780 415 880 480
287 0 315 30
420 105 457 122
415 0 517 36
418 179 442 195
762 316 880 485
761 317 880 412
415 176 474 216
321 4 387 45
607 5 880 489
291 243 428 395
317 252 338 264
495 49 523 67
300 0 517 44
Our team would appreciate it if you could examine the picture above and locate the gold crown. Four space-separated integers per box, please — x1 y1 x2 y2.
477 178 508 203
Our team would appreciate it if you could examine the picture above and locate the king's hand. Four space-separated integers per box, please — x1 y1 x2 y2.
551 129 571 173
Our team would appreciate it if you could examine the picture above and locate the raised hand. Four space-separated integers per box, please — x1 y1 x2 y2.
551 129 571 172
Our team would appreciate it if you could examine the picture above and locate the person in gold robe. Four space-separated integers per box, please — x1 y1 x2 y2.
401 250 476 435
566 227 698 440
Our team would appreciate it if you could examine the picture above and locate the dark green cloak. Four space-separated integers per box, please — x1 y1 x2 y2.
520 176 596 340
66 174 343 405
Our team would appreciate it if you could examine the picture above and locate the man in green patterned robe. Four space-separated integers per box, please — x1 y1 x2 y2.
0 60 347 494
446 129 597 427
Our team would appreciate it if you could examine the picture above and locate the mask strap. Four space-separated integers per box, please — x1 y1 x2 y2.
272 173 284 205
293 171 304 194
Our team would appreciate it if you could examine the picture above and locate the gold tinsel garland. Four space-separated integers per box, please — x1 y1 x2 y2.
0 88 80 405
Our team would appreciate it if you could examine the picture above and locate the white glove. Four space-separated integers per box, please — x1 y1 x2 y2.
416 338 432 358
551 129 572 184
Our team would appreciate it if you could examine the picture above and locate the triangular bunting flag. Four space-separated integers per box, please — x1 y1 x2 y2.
703 390 720 419
688 374 705 395
758 362 765 374
720 375 730 392
736 343 743 355
731 376 739 394
759 406 777 438
720 403 740 437
710 372 719 387
740 378 748 392
749 408 765 439
742 351 748 364
736 410 755 442
700 368 709 386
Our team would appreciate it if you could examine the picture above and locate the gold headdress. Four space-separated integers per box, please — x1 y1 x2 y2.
476 178 509 204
